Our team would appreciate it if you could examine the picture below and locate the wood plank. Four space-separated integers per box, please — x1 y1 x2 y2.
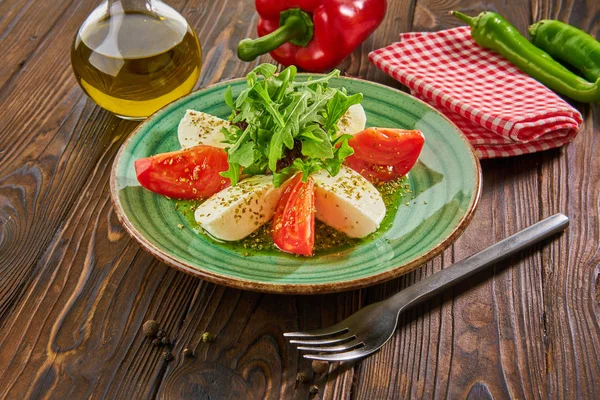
540 105 600 399
0 99 137 323
536 4 600 398
0 0 77 92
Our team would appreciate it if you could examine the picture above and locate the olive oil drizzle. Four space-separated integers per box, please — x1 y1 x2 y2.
175 176 411 257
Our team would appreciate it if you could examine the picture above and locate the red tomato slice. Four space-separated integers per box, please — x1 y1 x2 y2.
345 128 424 183
271 173 315 256
344 157 398 182
134 145 230 199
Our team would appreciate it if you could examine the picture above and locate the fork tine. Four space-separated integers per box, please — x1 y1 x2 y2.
283 326 348 338
296 339 363 353
288 334 355 346
303 348 371 362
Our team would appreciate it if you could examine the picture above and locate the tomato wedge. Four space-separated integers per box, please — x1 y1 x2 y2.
134 145 230 199
345 128 425 183
271 173 315 256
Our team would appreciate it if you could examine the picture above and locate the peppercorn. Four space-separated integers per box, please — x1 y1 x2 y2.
201 332 214 343
142 320 159 338
309 385 319 394
311 360 328 374
162 351 173 362
296 372 308 383
156 329 166 339
183 348 194 358
161 336 170 346
151 338 161 346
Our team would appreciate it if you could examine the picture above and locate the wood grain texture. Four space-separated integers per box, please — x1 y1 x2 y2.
0 0 598 399
535 2 600 399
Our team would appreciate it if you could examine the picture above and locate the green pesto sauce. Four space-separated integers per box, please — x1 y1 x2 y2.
175 177 412 257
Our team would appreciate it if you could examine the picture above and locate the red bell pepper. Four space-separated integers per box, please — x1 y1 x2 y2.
237 0 387 72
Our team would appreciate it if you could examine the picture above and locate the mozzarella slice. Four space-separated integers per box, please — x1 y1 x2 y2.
336 103 367 136
313 165 385 238
178 110 229 149
194 175 283 241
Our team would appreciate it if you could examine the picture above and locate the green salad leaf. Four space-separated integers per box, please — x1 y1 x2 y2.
220 63 362 186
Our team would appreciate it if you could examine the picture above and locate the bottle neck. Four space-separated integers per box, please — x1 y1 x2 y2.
106 0 156 14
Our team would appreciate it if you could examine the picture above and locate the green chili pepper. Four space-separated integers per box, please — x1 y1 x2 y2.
451 11 600 103
529 20 600 83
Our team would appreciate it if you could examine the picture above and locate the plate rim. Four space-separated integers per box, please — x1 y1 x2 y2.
109 75 482 294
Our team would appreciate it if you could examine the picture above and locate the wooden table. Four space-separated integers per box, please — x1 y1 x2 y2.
1 0 599 398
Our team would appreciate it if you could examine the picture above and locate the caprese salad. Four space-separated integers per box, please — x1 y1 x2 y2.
135 64 424 256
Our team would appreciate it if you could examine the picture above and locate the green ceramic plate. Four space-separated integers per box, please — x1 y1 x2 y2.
110 76 481 294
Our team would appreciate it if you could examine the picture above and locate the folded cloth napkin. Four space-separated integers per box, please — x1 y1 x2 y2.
368 26 583 158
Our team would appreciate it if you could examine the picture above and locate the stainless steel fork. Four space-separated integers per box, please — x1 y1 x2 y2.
285 213 569 361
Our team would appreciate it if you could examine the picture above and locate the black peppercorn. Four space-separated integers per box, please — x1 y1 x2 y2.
296 372 308 383
142 320 159 338
151 338 161 346
162 351 173 362
183 348 194 358
156 329 166 339
311 360 328 374
161 336 170 346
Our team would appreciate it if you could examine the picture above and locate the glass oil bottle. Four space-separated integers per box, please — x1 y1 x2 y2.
71 0 202 120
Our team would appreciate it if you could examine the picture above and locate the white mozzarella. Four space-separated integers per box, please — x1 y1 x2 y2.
194 175 283 241
178 110 229 149
313 165 385 238
336 103 367 136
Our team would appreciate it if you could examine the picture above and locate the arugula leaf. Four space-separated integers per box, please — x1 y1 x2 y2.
297 85 335 128
246 71 257 87
292 69 340 87
271 65 296 102
324 92 363 134
267 91 309 171
252 63 277 79
229 141 256 167
300 126 333 159
272 165 297 188
292 159 323 182
332 133 354 146
251 82 286 128
222 127 254 184
221 63 363 186
233 101 261 125
242 156 268 176
221 125 242 145
224 86 234 108
220 162 241 184
271 158 322 187
234 88 250 109
298 124 324 142
323 136 354 177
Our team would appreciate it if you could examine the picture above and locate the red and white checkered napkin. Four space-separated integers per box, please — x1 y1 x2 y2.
368 26 583 158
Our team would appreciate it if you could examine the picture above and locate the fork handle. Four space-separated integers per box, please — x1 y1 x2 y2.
391 213 569 310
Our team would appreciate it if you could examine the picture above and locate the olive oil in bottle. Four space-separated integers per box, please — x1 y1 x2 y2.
71 1 202 120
